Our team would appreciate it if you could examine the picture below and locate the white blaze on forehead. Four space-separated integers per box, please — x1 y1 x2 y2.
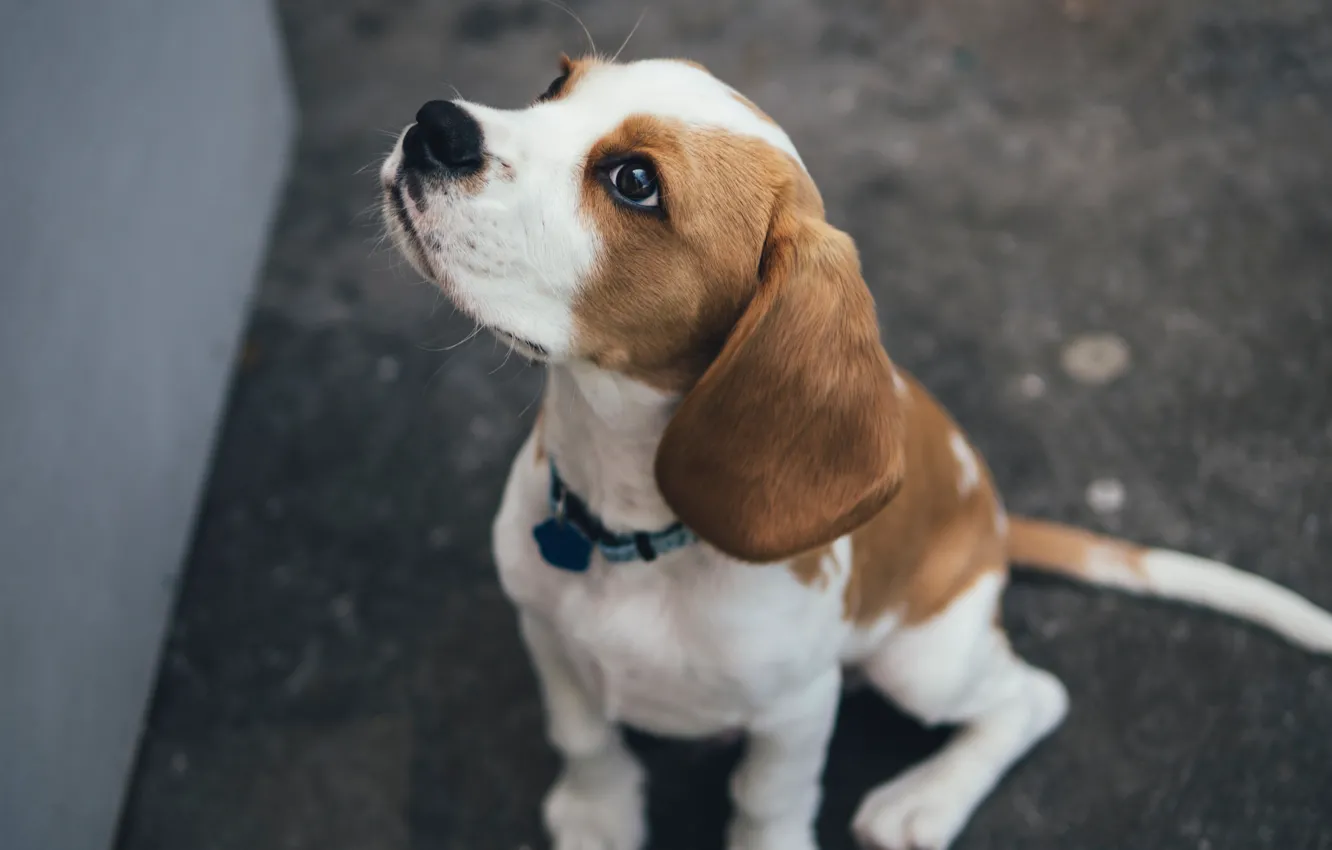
593 60 805 167
515 59 806 170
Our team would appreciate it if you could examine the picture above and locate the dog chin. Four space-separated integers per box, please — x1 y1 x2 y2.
425 280 550 362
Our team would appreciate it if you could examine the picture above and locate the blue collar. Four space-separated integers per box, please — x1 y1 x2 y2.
532 463 697 572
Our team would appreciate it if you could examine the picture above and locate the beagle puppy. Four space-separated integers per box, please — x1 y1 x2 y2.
380 55 1332 850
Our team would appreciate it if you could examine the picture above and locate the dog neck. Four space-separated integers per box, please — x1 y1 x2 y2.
541 361 682 534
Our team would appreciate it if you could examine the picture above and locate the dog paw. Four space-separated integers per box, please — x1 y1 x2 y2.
851 764 973 850
544 758 646 850
727 818 819 850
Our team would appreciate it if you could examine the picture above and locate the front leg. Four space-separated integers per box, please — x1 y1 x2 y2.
729 669 841 850
519 613 646 850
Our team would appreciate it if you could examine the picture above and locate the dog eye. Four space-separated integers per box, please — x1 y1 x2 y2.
535 71 569 103
607 160 660 208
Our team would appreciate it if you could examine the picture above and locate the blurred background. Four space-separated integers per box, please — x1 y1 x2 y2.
3 1 1331 849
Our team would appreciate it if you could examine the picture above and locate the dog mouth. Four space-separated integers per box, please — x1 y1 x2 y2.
385 174 549 363
387 182 433 271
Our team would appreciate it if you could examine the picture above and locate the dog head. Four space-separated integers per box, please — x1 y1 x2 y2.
382 56 905 561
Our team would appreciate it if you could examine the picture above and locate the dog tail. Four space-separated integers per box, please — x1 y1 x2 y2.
1006 516 1332 654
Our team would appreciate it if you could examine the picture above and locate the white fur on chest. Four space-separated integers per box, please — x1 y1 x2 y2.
493 435 853 737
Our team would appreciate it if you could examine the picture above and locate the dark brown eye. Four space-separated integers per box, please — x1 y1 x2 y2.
608 159 659 208
535 71 569 103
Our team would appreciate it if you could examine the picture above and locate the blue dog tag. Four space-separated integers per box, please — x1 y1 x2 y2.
533 518 593 572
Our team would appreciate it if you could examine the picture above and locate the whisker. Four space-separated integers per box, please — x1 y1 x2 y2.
490 342 516 375
429 288 449 317
516 380 545 418
537 0 598 56
425 355 453 390
442 324 485 351
612 7 648 62
354 199 389 224
354 158 385 176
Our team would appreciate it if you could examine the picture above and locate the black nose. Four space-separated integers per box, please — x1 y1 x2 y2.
403 100 484 175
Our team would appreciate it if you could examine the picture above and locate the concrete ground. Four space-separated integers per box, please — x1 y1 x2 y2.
116 1 1332 848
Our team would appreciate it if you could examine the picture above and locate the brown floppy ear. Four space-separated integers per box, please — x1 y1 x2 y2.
655 211 906 563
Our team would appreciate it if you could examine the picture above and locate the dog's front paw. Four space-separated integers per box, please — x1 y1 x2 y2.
544 753 646 850
851 762 971 850
727 817 818 850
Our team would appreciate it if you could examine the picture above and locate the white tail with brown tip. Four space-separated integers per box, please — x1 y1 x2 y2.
1007 517 1332 654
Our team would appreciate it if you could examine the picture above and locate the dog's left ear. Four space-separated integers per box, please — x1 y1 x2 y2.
655 208 906 563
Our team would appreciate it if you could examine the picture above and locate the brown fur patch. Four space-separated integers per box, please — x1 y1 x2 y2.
454 164 489 198
574 113 905 563
790 544 833 587
842 374 1008 625
657 211 905 561
573 116 808 391
538 54 597 103
1006 517 1146 578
